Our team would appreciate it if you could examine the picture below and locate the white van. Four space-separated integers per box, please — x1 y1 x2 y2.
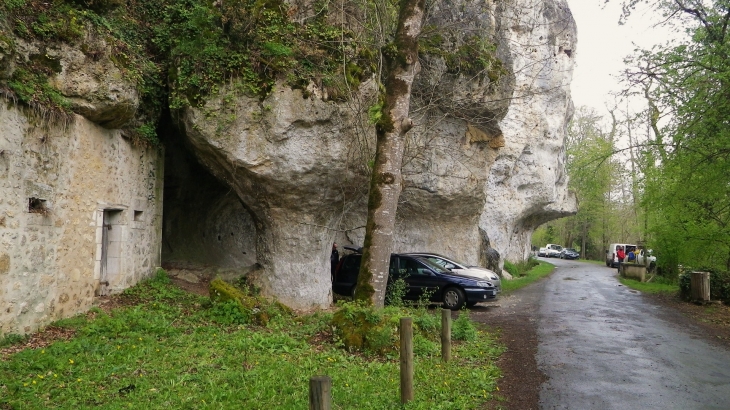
605 243 637 267
544 244 563 258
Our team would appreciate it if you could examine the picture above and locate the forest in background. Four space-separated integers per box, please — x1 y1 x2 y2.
533 0 730 278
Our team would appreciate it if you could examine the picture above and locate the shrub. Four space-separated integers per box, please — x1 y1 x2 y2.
330 302 443 356
678 269 730 303
452 311 478 341
208 278 292 326
503 260 518 277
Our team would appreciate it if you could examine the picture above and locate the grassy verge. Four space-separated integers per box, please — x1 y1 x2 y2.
618 276 679 294
0 273 504 409
501 262 555 294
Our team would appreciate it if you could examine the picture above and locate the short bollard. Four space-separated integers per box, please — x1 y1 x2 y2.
400 317 414 403
441 308 451 362
309 375 332 410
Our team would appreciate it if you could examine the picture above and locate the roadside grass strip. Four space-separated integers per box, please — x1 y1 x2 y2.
618 277 679 294
0 277 504 409
501 262 555 294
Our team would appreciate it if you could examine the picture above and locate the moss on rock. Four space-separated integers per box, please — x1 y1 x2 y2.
209 278 291 326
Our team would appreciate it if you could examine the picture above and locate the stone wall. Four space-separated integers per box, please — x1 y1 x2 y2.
0 103 164 337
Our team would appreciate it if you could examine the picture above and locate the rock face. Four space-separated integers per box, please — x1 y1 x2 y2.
0 0 577 326
177 0 577 309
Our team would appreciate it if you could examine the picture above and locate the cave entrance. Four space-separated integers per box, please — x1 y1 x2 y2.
160 126 257 283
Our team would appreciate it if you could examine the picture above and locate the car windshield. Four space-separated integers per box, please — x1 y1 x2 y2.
421 255 465 270
566 248 577 252
412 256 450 274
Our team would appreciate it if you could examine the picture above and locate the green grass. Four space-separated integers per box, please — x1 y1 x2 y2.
618 277 679 294
0 274 505 409
501 262 555 294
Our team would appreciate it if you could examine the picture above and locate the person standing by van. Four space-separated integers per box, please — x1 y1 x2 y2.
616 246 626 273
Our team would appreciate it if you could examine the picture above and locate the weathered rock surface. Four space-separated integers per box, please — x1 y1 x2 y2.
2 33 138 129
0 0 577 319
177 0 577 309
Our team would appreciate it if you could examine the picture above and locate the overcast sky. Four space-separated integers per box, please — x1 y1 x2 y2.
566 0 680 114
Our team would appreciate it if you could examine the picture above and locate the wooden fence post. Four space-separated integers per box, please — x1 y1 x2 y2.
441 308 451 362
400 317 414 403
309 375 332 410
690 271 711 303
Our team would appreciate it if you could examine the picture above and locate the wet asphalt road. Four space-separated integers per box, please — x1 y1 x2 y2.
536 258 730 410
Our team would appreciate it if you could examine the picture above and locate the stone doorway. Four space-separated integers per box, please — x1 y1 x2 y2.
99 209 123 296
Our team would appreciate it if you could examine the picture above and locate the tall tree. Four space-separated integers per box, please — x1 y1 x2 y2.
619 0 730 272
354 0 425 307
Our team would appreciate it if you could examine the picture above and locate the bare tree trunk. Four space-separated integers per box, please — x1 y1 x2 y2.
355 0 425 307
581 222 587 259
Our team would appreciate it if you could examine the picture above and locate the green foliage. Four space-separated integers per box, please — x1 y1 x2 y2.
503 257 539 278
452 311 477 341
0 333 27 348
384 277 407 307
0 0 379 145
7 68 71 115
615 1 730 273
331 301 446 357
679 269 730 302
501 262 554 294
0 278 504 408
208 277 292 326
419 32 504 81
619 277 679 295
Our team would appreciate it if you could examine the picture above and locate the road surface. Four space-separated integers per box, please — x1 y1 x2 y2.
537 257 730 409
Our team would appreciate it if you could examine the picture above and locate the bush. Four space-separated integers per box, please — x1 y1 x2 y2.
504 257 540 278
452 311 478 341
208 278 292 326
503 260 518 277
330 301 445 356
678 269 730 303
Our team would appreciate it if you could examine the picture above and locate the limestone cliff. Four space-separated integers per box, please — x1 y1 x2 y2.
0 0 577 324
177 0 577 309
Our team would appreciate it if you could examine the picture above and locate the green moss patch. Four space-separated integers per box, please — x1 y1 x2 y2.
209 278 291 326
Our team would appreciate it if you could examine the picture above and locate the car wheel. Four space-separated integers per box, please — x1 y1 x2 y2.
442 287 466 310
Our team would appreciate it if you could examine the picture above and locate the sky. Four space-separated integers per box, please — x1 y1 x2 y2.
566 0 681 114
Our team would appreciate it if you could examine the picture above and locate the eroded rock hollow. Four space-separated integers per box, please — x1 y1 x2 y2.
175 0 577 309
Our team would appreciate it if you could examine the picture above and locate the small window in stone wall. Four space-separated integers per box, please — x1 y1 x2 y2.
134 210 143 221
28 197 48 214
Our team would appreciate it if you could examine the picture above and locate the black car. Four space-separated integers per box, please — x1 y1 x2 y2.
333 251 497 310
559 248 579 259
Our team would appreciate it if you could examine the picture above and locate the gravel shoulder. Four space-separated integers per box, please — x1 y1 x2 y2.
470 277 548 410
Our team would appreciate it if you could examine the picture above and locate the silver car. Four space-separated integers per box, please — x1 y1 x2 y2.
401 253 501 293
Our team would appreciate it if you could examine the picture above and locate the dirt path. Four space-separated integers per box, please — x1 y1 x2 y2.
469 276 548 410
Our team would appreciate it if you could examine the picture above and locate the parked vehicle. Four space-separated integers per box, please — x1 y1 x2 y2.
332 251 497 310
544 244 563 258
559 248 579 259
605 243 637 267
401 253 501 293
537 247 547 257
635 249 657 272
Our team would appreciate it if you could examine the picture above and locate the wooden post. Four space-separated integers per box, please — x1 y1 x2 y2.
309 375 332 410
400 317 414 403
690 271 711 303
441 308 451 362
